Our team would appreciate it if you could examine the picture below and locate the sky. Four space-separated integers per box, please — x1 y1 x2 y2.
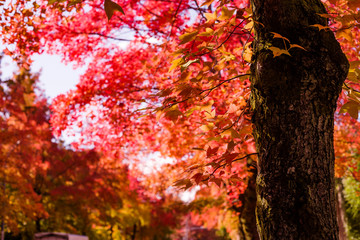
1 53 83 100
32 54 85 99
1 38 133 100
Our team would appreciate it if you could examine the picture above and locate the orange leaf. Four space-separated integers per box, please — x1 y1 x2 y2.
310 24 330 31
339 101 360 119
104 0 124 21
269 47 291 58
270 32 290 42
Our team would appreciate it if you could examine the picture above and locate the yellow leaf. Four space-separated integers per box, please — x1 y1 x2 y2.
218 6 235 21
23 93 35 107
227 103 238 114
171 49 184 57
229 17 236 26
169 58 184 72
200 123 214 132
220 129 232 138
185 107 196 117
199 100 214 113
243 20 253 30
348 90 360 103
214 26 225 36
347 72 359 83
198 28 214 36
214 58 227 71
204 12 217 23
201 0 215 6
156 110 163 121
349 60 360 70
181 59 200 71
337 14 356 25
243 50 252 63
179 30 199 45
204 109 216 119
337 28 352 41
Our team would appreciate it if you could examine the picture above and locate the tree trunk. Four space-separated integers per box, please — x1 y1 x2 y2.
131 224 136 240
238 161 259 240
249 0 349 239
336 179 348 240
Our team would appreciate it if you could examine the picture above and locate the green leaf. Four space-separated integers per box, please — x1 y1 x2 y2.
104 0 124 21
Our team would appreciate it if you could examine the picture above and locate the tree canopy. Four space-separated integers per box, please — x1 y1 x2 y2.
1 0 360 239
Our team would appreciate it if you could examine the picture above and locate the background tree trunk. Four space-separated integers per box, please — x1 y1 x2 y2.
237 161 259 240
250 0 349 239
336 179 348 240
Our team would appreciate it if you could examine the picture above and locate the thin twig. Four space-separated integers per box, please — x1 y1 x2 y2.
193 0 206 20
203 152 258 181
201 73 250 97
194 20 246 57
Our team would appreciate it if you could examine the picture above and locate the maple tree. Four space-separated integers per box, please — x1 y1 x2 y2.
0 57 50 237
2 0 360 238
0 60 190 239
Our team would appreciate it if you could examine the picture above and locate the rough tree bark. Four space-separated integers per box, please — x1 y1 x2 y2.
249 0 349 239
237 160 259 240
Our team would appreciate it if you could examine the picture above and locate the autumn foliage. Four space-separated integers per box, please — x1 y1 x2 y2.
1 0 360 238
